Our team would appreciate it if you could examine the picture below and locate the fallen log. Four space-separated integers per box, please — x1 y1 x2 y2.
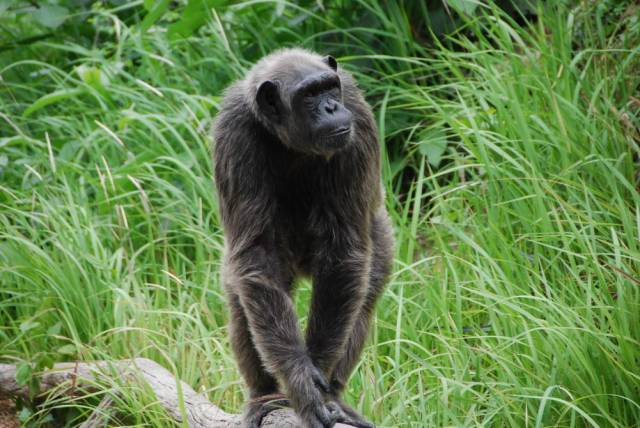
0 358 355 427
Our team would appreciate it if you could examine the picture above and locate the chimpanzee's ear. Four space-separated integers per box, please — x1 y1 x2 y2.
323 55 337 71
256 80 283 122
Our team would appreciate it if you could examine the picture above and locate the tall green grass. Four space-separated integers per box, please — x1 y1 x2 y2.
1 1 639 426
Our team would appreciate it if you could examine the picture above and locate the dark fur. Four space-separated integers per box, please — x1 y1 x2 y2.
213 48 394 428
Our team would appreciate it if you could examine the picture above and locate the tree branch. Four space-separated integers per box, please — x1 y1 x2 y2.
0 358 355 427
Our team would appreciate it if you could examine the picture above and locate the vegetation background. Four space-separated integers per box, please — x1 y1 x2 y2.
1 0 639 426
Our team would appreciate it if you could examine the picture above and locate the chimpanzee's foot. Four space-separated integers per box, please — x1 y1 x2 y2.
242 393 290 428
326 399 375 428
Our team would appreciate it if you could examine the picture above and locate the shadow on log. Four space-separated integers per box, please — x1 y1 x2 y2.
0 358 356 427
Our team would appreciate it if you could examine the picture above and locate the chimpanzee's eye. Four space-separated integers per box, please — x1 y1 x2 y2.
304 96 316 107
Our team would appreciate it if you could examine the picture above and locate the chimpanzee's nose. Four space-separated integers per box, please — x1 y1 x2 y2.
324 99 338 113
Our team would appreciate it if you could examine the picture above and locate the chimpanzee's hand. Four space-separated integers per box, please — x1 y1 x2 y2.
287 358 338 428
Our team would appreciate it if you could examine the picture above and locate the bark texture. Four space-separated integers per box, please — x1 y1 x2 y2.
0 358 355 427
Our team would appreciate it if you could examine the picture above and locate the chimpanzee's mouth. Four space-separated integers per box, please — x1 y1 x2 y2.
326 126 351 138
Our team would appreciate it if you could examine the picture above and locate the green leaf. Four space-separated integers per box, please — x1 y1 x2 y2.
32 5 69 29
0 154 8 175
15 362 32 386
59 141 81 162
23 88 83 117
19 320 40 333
168 0 226 39
140 0 171 33
446 0 479 15
417 126 449 168
18 406 32 422
36 354 55 371
77 65 109 89
389 157 408 180
46 322 62 336
76 65 110 101
57 344 76 355
0 0 10 16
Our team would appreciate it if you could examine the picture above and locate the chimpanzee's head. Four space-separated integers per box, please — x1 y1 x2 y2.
250 50 353 157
